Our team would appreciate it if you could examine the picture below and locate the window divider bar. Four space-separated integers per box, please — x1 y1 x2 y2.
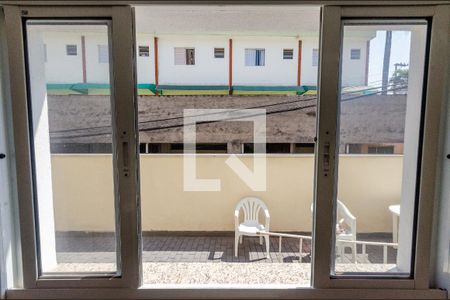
312 5 342 289
413 4 450 289
111 6 141 289
3 5 39 289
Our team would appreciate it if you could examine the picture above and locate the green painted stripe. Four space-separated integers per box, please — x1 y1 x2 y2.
157 85 228 91
46 83 317 96
232 85 304 92
161 90 229 96
233 90 297 96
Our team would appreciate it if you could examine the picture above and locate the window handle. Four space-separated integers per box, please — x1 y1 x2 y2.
447 154 450 160
0 153 5 159
122 142 129 177
323 142 330 176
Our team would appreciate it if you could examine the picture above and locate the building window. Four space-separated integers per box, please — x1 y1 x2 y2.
139 45 150 57
174 47 195 65
312 48 319 66
66 44 77 56
283 49 294 59
245 48 265 66
346 143 397 154
350 48 361 60
98 45 109 63
243 143 291 154
214 47 225 58
368 145 395 154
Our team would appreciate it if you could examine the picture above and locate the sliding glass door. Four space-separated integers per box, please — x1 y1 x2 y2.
3 3 449 296
4 6 139 288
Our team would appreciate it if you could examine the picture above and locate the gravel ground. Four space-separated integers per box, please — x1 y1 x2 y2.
51 262 397 285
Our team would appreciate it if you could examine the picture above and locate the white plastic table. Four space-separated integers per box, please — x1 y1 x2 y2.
389 204 400 245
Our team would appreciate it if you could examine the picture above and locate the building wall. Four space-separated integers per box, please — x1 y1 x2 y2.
43 32 83 83
84 33 110 84
136 33 155 84
232 36 298 86
300 37 320 86
42 33 370 87
51 155 403 233
341 38 370 87
158 35 229 86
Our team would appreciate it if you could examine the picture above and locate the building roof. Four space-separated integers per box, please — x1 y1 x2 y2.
48 94 406 146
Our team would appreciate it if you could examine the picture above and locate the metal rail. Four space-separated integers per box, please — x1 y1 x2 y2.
256 231 398 264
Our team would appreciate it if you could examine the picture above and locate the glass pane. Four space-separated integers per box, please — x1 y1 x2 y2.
25 21 117 275
333 20 428 275
134 5 320 286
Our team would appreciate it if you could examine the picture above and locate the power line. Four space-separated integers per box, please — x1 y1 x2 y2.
50 84 407 141
49 82 401 138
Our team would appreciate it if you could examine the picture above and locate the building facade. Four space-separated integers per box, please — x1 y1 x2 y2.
42 32 373 92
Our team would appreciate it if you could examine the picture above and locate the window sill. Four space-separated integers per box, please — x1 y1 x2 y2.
6 287 447 299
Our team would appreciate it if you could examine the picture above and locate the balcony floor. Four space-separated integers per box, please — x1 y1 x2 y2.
52 233 400 285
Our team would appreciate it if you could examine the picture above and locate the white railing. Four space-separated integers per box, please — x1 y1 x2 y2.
257 231 398 264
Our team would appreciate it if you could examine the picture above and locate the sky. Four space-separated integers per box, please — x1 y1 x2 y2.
367 30 412 85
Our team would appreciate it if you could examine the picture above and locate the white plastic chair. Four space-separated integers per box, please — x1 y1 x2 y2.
335 200 357 263
311 200 357 263
234 197 270 257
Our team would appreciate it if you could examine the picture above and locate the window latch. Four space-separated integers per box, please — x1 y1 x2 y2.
323 142 330 176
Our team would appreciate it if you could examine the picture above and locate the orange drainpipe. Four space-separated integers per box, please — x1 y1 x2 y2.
297 40 302 87
81 35 87 83
229 38 233 95
154 37 159 95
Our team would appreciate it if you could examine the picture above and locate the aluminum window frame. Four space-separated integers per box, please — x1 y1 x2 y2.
312 4 450 290
3 5 141 289
1 2 449 299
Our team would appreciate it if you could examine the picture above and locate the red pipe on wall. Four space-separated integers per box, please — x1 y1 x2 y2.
154 37 159 95
81 35 87 83
229 38 233 95
297 40 302 87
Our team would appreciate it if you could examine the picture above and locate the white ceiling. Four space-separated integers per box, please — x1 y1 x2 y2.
134 5 321 37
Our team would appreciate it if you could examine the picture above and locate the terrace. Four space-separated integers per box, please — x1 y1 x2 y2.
47 153 404 285
53 233 398 285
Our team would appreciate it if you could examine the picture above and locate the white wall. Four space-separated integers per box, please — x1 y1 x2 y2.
300 37 320 87
158 35 228 86
84 33 109 84
43 32 83 84
232 36 297 86
341 38 369 87
136 33 155 85
28 28 58 272
42 32 371 87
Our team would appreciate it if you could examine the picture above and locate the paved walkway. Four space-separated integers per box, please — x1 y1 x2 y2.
55 233 397 265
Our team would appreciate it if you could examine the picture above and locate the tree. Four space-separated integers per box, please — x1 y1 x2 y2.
389 65 409 94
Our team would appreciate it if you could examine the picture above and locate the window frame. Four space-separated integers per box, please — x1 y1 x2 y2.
65 44 77 56
1 2 449 299
214 47 225 58
283 48 294 60
245 48 265 66
98 44 109 63
138 45 149 57
312 48 319 66
350 48 361 60
313 5 450 289
3 5 141 289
